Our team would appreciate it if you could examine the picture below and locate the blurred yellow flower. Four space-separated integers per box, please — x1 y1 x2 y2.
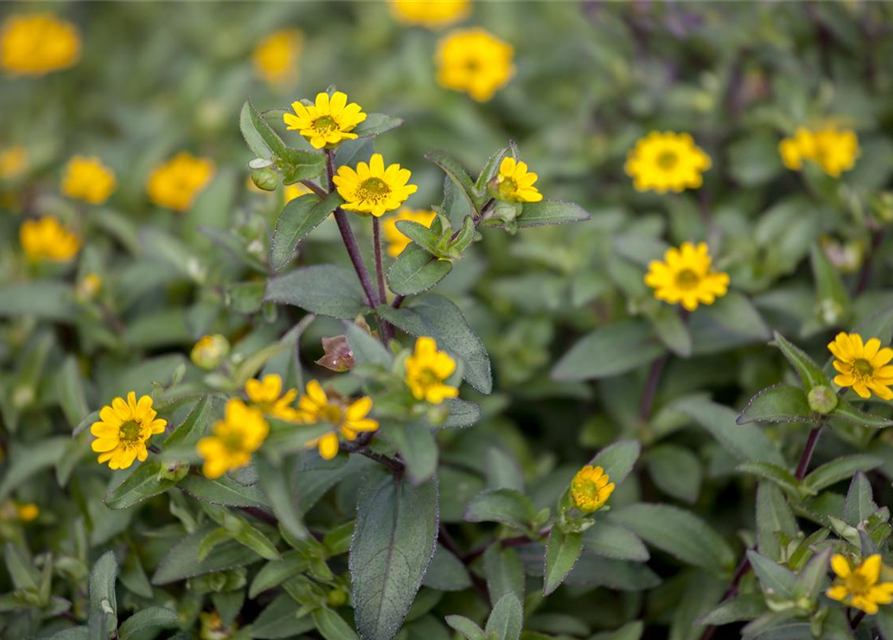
405 337 458 404
625 132 711 193
284 91 367 150
383 208 437 257
334 153 417 217
0 146 27 179
199 610 237 640
246 374 300 421
190 334 230 370
285 182 313 203
828 332 893 401
779 126 859 178
390 0 470 28
645 242 729 312
147 151 215 212
494 157 542 203
297 380 379 460
827 554 893 615
62 155 116 205
436 28 514 102
1 13 80 76
570 465 614 513
90 392 167 470
16 503 39 522
197 399 269 479
77 273 102 300
253 29 303 86
20 217 80 262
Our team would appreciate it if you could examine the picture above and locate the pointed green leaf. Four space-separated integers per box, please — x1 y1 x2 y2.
266 265 370 319
387 244 453 296
271 191 344 270
737 384 817 425
485 594 523 640
543 528 583 595
516 200 591 228
552 321 665 382
772 332 830 392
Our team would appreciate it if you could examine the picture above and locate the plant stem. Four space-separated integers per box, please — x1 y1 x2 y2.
850 610 866 630
698 554 752 640
639 354 667 420
795 424 824 480
340 432 404 477
392 294 406 309
371 216 395 344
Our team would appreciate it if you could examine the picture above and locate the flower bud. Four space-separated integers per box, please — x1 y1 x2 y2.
327 588 347 607
191 334 230 370
808 385 838 414
250 166 279 192
159 462 189 482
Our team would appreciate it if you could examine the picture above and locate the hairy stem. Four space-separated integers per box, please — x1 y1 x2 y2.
372 216 395 344
639 354 667 420
795 424 824 480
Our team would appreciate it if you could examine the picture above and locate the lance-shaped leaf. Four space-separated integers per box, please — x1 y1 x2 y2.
344 320 392 367
485 594 523 640
381 422 438 486
271 192 344 270
543 528 583 595
241 101 286 159
801 454 883 494
89 551 118 632
426 151 478 214
810 244 849 324
831 398 893 428
387 244 453 296
589 440 640 486
552 321 665 382
105 461 179 510
464 489 537 533
179 475 270 508
256 456 309 541
484 545 524 604
747 550 796 598
266 265 370 319
739 463 800 497
772 332 830 392
755 482 798 562
395 221 442 256
844 472 877 527
737 384 817 425
516 200 591 228
353 113 403 138
583 520 649 562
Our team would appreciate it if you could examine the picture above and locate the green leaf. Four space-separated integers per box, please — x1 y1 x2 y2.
164 397 213 450
387 244 453 296
583 520 649 562
344 320 393 367
0 281 76 321
736 384 817 425
445 616 486 640
152 523 262 585
314 608 360 640
277 148 327 185
241 101 278 158
551 321 665 381
266 265 370 319
57 356 89 429
738 462 800 496
249 551 309 598
746 550 796 598
256 456 309 541
426 151 478 214
831 398 893 428
697 594 767 626
611 504 736 571
89 551 118 631
179 475 270 508
645 445 701 503
442 399 481 429
464 489 537 532
755 483 798 562
118 607 178 640
377 294 492 394
395 221 441 256
543 528 583 595
810 244 850 321
105 462 178 510
422 544 472 592
383 422 438 485
516 200 591 228
844 472 877 527
353 113 403 138
0 437 70 501
792 548 830 601
485 447 524 492
251 595 315 639
271 192 344 270
483 545 524 604
485 594 523 640
650 307 692 357
5 543 39 591
350 475 438 640
801 454 883 494
474 146 511 203
772 332 830 392
589 440 640 486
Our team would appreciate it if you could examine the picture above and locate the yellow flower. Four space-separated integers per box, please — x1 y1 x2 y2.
494 157 542 203
62 155 116 205
20 217 80 262
199 610 238 640
197 399 269 479
190 334 230 370
645 242 729 312
570 465 614 513
90 392 167 470
405 337 459 404
0 146 27 179
383 208 437 257
16 503 39 522
390 0 471 28
246 374 300 421
283 91 367 150
297 380 379 460
436 28 514 102
147 151 215 212
827 554 893 615
253 29 303 86
334 153 418 217
779 126 859 178
77 273 102 300
828 332 893 401
1 14 80 77
285 182 313 203
625 132 711 193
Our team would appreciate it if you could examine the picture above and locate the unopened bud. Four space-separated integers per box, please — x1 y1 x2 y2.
159 462 189 482
250 166 278 192
808 385 838 415
327 589 347 607
191 334 230 370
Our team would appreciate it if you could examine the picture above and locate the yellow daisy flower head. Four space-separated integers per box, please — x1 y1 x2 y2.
62 155 116 205
625 131 711 194
253 29 303 86
390 0 471 29
779 126 859 178
334 153 418 218
405 337 459 404
493 157 543 203
283 91 367 150
16 503 39 522
90 392 167 470
147 151 215 212
1 13 81 77
383 208 437 257
570 465 614 513
20 216 80 262
246 374 300 421
827 554 893 615
436 28 514 102
190 334 230 370
644 242 729 312
0 146 27 180
197 398 269 479
828 332 893 401
297 380 379 460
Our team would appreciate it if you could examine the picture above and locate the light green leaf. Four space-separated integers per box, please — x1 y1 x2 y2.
266 265 370 319
738 462 800 496
810 244 849 322
118 607 178 640
831 398 893 428
543 528 583 595
57 356 89 429
152 523 262 585
426 151 477 214
696 594 767 626
485 594 523 640
844 472 877 527
755 483 798 562
251 595 315 639
89 551 118 631
552 321 665 381
442 399 481 429
353 113 403 138
314 608 360 640
645 445 701 503
388 244 453 296
746 550 796 598
516 200 591 228
344 320 392 367
256 456 309 541
445 615 486 640
736 384 817 425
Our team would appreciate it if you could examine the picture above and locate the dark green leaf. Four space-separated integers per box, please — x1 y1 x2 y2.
464 489 536 532
772 332 830 392
483 545 524 604
485 594 523 640
552 321 665 381
266 265 370 319
179 475 270 508
105 462 178 510
271 192 344 270
736 384 817 425
426 151 478 214
543 528 583 595
516 200 590 228
353 113 403 138
387 244 453 296
118 607 178 640
802 454 883 493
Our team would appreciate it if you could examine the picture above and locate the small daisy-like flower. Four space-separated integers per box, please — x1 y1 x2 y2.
644 242 729 312
570 465 614 513
436 28 514 102
297 380 379 460
283 91 367 150
90 392 167 470
0 146 27 179
147 151 215 212
493 157 543 203
62 155 116 205
405 337 459 404
828 332 893 400
625 132 711 193
19 217 80 262
190 334 230 370
16 503 39 522
1 14 80 77
197 399 269 479
389 0 471 28
253 29 303 86
334 153 418 217
383 208 437 257
779 126 859 178
827 554 893 615
246 374 300 421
